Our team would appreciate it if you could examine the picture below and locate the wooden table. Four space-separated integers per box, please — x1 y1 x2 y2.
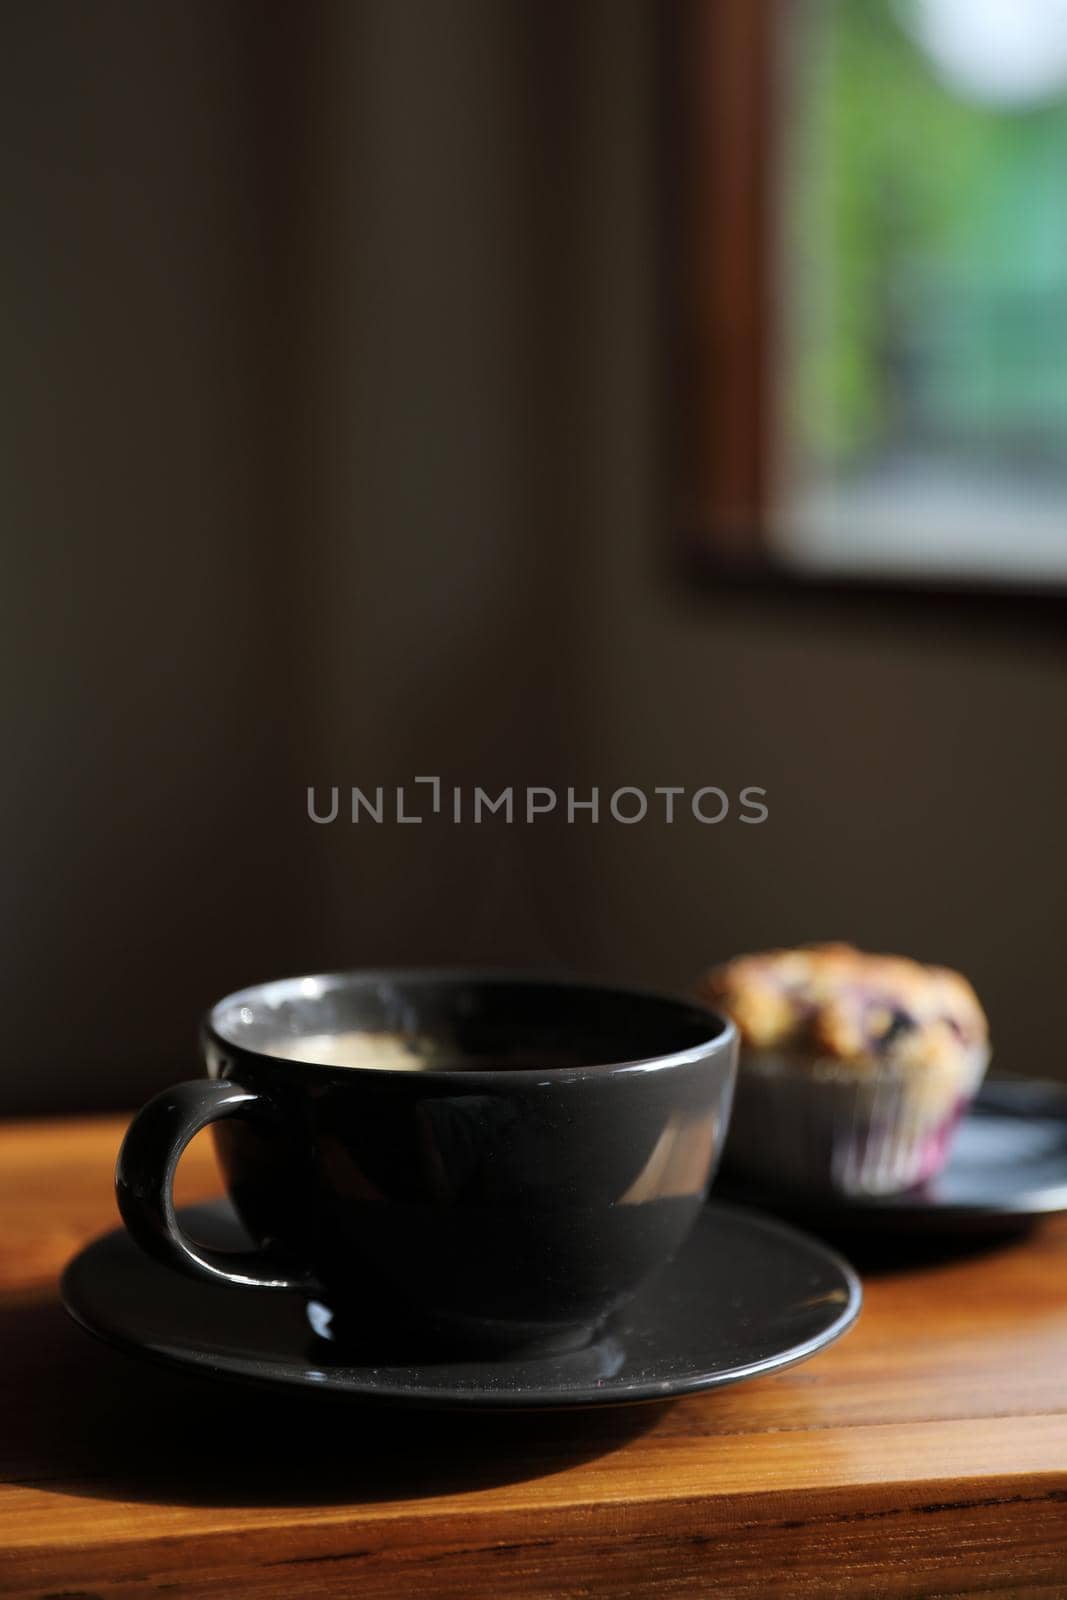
2 1115 1066 1598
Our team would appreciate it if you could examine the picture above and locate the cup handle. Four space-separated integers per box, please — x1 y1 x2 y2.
115 1079 318 1292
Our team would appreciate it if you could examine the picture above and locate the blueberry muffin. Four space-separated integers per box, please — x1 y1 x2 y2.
698 943 989 1198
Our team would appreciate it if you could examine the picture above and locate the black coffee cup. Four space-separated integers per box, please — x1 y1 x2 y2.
116 971 737 1356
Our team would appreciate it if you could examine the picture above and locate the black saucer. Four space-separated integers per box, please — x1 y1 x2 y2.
717 1078 1067 1234
62 1200 861 1410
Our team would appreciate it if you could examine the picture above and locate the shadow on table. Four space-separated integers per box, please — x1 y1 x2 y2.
0 1297 667 1509
791 1221 1037 1279
714 1187 1040 1278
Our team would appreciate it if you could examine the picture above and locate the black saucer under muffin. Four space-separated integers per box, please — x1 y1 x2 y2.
699 943 990 1199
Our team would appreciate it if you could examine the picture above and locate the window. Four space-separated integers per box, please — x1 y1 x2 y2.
678 0 1067 589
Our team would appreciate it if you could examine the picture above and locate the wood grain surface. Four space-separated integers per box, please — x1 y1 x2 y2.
1 1115 1066 1598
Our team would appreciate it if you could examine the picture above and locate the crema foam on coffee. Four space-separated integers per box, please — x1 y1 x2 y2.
269 1030 437 1071
266 1028 587 1072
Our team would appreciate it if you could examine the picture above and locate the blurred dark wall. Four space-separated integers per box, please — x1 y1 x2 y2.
3 1 313 1111
4 0 1065 1114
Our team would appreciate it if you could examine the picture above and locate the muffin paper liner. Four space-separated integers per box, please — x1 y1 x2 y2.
722 1046 990 1198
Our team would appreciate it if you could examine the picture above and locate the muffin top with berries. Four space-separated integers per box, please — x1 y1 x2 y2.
698 943 988 1074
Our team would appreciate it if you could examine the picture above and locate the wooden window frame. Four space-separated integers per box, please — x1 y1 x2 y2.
666 0 1067 617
